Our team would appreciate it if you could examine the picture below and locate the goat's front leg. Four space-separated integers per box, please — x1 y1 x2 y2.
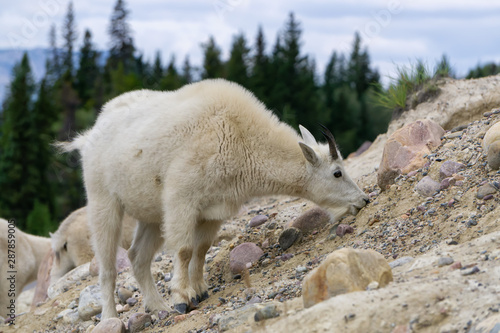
189 219 223 304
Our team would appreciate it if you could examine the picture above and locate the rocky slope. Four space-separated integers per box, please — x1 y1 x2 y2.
2 76 500 333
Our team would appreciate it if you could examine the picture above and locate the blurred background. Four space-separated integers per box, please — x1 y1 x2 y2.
0 0 499 235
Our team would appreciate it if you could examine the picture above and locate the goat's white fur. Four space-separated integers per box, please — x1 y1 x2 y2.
58 79 368 318
49 207 136 286
0 218 51 320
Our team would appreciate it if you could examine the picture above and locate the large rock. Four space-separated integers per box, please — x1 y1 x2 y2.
289 207 331 234
128 312 152 333
377 119 445 190
78 284 103 320
229 243 264 274
302 248 393 308
93 318 127 333
48 263 91 299
416 176 441 197
484 121 500 170
439 161 465 181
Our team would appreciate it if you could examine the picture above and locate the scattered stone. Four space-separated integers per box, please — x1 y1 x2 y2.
229 242 264 274
487 141 500 170
158 310 168 320
62 309 79 324
389 256 414 269
281 253 293 261
366 281 379 290
278 227 303 251
126 297 138 307
440 177 456 190
78 284 103 320
302 248 393 308
296 266 307 273
47 263 91 299
90 247 131 277
416 176 441 197
290 207 331 234
477 183 497 199
439 161 465 181
174 314 188 323
164 272 172 282
437 257 454 267
461 266 480 276
249 215 268 227
93 318 126 333
247 296 262 305
484 194 494 200
128 313 152 333
218 303 272 331
117 287 133 304
336 224 354 237
450 262 462 270
377 119 445 189
254 304 279 322
391 324 411 333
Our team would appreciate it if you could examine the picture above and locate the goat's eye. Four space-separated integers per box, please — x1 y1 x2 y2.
63 242 67 251
334 170 342 178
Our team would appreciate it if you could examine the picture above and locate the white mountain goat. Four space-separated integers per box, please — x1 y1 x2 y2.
0 218 51 320
57 79 369 318
49 207 136 285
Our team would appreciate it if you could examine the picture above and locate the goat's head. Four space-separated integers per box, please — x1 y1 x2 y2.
49 232 75 285
298 125 369 220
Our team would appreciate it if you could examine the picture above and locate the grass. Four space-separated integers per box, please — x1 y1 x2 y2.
375 56 454 112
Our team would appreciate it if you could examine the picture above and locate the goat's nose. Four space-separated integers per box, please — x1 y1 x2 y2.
363 198 370 205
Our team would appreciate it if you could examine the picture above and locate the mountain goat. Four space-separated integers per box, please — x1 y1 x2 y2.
0 218 51 321
49 207 136 286
58 79 369 318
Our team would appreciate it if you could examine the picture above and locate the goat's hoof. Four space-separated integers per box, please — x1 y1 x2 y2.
190 297 199 307
174 303 188 314
200 291 209 301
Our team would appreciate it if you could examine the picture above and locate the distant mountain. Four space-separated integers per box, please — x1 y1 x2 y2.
0 48 50 102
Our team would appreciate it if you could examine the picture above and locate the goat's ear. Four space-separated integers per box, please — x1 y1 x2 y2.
299 125 317 147
299 142 319 166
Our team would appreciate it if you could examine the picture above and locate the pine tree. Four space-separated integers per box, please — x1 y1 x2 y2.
181 55 193 85
76 29 100 106
0 54 56 232
46 24 61 85
108 0 135 72
226 33 250 87
250 26 270 104
61 1 77 77
152 51 163 87
201 36 224 79
160 55 182 91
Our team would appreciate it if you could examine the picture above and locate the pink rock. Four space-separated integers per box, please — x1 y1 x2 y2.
336 224 354 237
439 161 465 181
290 207 331 234
377 120 445 190
249 215 268 227
93 318 126 333
229 243 264 274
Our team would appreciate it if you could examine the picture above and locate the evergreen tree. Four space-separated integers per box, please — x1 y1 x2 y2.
181 55 193 85
0 54 55 232
160 55 182 91
108 0 135 71
226 33 250 86
250 26 270 104
152 51 163 86
466 62 500 79
61 1 77 76
76 29 100 106
201 36 224 79
46 24 61 85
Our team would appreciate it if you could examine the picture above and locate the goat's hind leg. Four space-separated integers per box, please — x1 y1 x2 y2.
88 196 123 319
190 219 223 304
128 221 167 314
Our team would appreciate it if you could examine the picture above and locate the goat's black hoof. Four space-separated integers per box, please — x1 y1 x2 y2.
174 303 187 314
190 297 199 307
200 291 209 301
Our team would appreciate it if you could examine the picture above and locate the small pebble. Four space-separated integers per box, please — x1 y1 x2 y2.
126 298 138 307
437 257 454 267
461 266 480 276
249 215 268 227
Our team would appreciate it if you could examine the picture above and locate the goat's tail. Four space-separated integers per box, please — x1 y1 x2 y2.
52 134 87 154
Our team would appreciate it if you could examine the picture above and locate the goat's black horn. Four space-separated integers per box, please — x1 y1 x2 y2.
319 124 339 160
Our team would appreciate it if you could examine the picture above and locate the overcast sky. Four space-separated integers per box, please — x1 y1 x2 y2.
2 0 500 83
